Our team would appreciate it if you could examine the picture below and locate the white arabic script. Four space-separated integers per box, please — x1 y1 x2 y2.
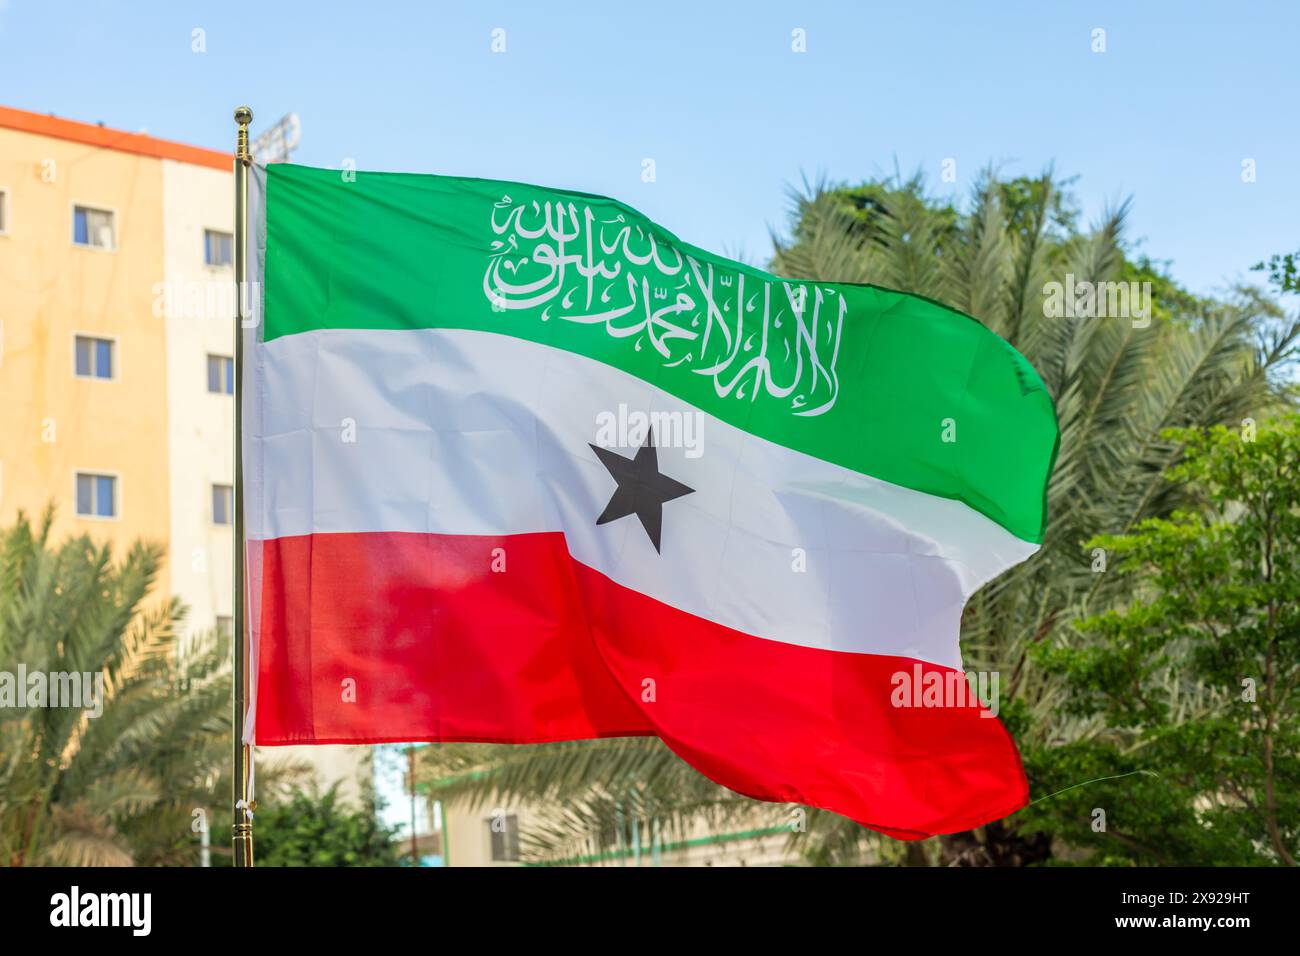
484 195 845 417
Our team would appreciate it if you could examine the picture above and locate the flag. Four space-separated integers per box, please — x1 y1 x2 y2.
242 163 1058 839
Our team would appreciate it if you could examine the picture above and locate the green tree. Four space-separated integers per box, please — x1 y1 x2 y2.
0 510 237 866
421 170 1300 866
250 785 403 867
1023 419 1299 865
1254 249 1300 295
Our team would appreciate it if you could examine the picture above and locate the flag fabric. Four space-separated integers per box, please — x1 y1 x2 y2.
242 163 1058 839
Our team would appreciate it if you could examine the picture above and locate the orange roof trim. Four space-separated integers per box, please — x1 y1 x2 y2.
0 105 232 171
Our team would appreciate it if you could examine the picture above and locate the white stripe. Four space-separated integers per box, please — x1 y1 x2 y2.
240 162 268 746
249 327 1037 669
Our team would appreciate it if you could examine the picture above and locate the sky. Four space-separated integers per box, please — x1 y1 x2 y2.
2 0 1296 298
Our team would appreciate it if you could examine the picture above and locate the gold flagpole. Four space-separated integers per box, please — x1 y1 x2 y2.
232 105 255 867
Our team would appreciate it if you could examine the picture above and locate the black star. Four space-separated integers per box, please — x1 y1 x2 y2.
589 428 695 553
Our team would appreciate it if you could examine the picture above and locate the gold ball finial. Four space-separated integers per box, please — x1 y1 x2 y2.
234 107 254 163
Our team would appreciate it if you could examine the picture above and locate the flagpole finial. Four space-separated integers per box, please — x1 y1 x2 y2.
234 106 254 164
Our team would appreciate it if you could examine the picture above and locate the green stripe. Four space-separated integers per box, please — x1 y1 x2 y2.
263 164 1057 543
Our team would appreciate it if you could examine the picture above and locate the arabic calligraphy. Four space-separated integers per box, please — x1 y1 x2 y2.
483 195 845 417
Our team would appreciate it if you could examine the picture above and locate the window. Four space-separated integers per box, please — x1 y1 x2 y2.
74 335 115 379
0 189 8 234
216 616 233 639
75 473 117 518
207 354 234 394
488 814 520 862
212 483 233 525
73 205 115 249
205 229 233 267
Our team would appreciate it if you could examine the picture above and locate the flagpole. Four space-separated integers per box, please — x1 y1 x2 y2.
232 105 255 868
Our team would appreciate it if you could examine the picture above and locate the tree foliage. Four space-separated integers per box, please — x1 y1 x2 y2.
1023 419 1299 865
0 509 302 866
0 511 226 864
250 784 403 868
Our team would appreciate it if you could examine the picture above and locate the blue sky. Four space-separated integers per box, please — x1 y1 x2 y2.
2 0 1296 297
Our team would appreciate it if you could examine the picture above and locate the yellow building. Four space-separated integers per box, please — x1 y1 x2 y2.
0 107 225 582
0 104 368 803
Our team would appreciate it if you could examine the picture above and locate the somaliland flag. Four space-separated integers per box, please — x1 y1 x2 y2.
242 164 1058 839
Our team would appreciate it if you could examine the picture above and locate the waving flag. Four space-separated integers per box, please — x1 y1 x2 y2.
243 164 1057 838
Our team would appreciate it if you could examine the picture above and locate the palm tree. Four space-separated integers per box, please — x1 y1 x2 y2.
420 170 1300 865
0 509 261 866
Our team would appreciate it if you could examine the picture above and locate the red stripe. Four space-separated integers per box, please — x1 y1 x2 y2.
254 531 1028 838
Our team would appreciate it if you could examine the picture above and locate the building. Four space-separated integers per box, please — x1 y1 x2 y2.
0 104 365 803
160 137 238 646
0 106 194 579
428 787 795 866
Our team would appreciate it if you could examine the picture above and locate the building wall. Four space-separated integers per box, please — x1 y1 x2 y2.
161 158 234 637
0 108 371 807
442 795 794 867
444 798 508 867
0 125 171 584
270 744 372 807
